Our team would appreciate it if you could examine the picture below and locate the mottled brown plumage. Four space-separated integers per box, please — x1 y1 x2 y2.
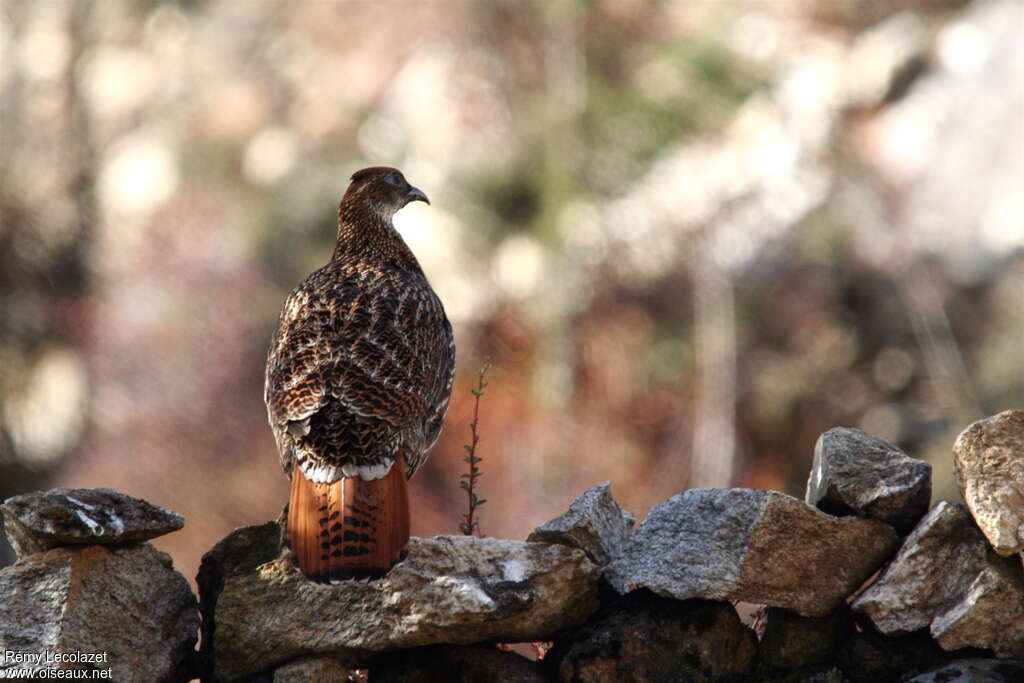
265 167 454 582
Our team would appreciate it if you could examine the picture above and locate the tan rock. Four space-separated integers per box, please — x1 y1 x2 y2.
954 410 1024 556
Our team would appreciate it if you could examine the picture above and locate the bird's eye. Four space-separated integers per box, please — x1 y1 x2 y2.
386 172 401 185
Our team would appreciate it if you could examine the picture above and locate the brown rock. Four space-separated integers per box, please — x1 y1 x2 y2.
954 410 1024 556
547 593 757 683
211 535 599 681
371 645 551 683
0 544 198 682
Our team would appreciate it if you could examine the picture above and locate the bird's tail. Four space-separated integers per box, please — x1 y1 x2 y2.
286 460 409 582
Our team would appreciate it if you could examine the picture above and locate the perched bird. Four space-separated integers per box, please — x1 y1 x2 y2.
265 167 455 582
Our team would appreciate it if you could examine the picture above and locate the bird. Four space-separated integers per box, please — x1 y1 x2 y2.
264 166 455 582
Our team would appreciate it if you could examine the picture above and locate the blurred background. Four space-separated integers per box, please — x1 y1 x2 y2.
1 0 1022 586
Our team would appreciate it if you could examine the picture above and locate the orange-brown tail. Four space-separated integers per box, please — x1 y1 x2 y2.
287 460 409 582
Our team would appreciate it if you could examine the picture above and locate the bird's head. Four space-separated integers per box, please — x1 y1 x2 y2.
345 166 429 220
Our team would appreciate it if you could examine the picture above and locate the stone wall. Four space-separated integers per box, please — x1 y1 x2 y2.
2 410 1023 682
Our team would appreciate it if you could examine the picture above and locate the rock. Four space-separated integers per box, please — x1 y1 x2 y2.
1 487 185 558
210 535 599 681
196 519 283 681
526 481 635 566
904 659 1024 683
547 592 757 683
854 499 1024 657
605 488 898 617
805 427 931 533
836 630 967 683
930 556 1024 658
852 501 988 635
0 543 199 681
757 607 851 671
371 645 551 682
954 410 1024 556
273 656 354 683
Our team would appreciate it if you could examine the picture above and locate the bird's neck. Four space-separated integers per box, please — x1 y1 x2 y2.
332 198 418 266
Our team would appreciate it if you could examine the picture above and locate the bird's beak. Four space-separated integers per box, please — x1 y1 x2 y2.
406 185 430 205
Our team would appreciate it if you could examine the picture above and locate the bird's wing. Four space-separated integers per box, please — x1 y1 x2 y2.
265 265 439 433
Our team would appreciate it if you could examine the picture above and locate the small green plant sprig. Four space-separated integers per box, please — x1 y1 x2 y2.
459 361 491 536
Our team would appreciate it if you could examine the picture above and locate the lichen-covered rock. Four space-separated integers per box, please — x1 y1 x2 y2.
0 543 198 682
526 481 635 566
605 488 898 616
547 593 756 683
210 535 599 681
805 427 931 533
1 488 185 558
954 410 1024 556
903 658 1024 683
371 645 551 683
852 501 988 635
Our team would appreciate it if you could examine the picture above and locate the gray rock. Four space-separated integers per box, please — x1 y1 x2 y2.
931 556 1024 658
0 543 199 682
757 607 851 671
1 487 185 558
904 659 1024 683
852 501 988 635
954 410 1024 556
806 427 931 533
526 481 635 566
605 488 898 617
547 594 757 683
273 656 354 683
211 535 599 681
371 645 551 682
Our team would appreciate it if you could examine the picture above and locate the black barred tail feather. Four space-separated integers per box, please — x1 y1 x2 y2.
286 461 410 582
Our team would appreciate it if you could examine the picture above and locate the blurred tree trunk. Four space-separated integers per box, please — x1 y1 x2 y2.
689 235 738 489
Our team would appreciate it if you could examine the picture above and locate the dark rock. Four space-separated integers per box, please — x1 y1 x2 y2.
547 592 757 683
211 534 599 681
836 629 973 683
196 519 283 682
904 658 1024 682
0 543 199 682
273 656 354 682
371 645 551 683
1 487 185 558
805 427 931 533
757 607 852 671
527 481 635 566
605 488 898 616
954 410 1024 556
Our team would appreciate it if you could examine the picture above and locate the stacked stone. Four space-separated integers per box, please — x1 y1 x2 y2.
0 488 199 682
4 410 1022 682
